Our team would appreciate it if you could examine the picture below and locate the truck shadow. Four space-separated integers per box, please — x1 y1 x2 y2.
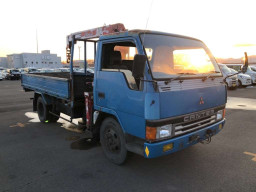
70 138 100 150
24 111 100 150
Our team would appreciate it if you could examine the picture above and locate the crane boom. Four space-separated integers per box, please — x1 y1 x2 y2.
66 23 126 46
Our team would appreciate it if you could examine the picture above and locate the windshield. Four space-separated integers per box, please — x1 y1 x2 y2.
247 66 256 72
219 65 232 74
141 34 220 79
251 66 256 72
229 68 238 74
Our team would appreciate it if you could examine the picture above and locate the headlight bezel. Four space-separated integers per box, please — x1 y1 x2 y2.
156 124 173 139
216 109 225 121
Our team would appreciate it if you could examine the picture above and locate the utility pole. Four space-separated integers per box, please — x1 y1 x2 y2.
36 29 38 54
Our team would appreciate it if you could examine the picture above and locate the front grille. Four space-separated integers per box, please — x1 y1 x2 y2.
173 114 217 137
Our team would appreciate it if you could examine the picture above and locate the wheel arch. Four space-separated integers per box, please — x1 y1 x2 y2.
33 92 54 111
94 110 125 136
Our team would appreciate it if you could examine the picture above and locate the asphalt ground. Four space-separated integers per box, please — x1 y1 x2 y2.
0 80 256 192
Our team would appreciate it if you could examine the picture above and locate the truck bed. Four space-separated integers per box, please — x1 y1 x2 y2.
21 72 93 100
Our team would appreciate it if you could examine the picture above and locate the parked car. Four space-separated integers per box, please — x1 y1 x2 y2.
5 69 21 80
76 68 94 76
0 72 3 81
37 68 61 73
19 68 27 74
229 68 251 87
59 68 70 72
218 64 238 89
226 64 256 84
1 70 8 79
250 66 256 72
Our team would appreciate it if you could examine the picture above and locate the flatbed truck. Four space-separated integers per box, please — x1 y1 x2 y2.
22 23 228 164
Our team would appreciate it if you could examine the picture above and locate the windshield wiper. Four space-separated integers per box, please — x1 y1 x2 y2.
164 73 196 84
202 71 221 82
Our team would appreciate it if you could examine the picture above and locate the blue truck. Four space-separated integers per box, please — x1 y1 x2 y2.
22 23 227 164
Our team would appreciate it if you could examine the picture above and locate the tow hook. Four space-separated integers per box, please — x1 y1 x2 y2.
189 130 213 144
200 130 213 144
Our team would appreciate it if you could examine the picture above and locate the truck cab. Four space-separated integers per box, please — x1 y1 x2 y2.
76 26 226 163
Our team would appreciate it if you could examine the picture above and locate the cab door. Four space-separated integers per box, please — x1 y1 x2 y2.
94 38 146 138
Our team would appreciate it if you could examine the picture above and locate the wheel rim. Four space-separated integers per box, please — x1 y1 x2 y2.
104 127 121 154
38 102 44 118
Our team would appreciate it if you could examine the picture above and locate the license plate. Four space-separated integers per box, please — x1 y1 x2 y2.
232 84 236 87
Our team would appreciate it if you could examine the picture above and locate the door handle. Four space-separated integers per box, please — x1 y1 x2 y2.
98 92 105 99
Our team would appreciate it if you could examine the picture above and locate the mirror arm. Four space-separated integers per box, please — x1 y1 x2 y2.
139 78 158 91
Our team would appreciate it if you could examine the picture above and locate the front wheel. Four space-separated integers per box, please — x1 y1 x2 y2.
100 117 127 165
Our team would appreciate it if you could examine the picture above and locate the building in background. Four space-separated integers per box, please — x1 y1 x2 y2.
0 57 8 68
7 50 61 68
217 55 256 64
62 59 94 68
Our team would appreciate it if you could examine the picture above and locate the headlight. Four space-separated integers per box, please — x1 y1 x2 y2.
240 76 246 79
217 109 225 120
146 124 173 141
156 124 172 139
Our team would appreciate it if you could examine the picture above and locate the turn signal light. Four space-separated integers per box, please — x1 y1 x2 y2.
223 109 226 118
146 126 156 141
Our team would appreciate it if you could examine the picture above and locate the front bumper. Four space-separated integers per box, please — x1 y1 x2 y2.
144 119 225 158
241 78 251 85
226 79 237 88
252 77 256 84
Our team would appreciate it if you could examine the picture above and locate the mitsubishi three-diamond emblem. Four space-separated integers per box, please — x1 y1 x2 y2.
199 96 204 105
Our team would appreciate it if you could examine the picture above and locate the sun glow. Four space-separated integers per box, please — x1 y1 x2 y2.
173 49 215 73
151 47 216 75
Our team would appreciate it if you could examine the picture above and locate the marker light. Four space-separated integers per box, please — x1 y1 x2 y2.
217 109 225 120
163 143 174 152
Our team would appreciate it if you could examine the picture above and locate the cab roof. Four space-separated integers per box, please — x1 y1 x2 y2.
99 29 202 42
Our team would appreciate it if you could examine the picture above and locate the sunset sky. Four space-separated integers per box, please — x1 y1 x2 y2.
1 0 256 61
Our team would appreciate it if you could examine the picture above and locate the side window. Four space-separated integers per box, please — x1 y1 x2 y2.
101 41 140 90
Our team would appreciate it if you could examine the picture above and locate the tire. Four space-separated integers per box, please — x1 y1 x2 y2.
37 97 59 123
49 111 60 122
238 80 242 87
100 117 127 165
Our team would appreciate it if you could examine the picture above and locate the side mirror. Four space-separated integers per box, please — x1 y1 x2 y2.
242 52 248 73
132 54 147 79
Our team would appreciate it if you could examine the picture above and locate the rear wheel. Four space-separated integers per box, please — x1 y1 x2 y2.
100 117 127 165
37 97 59 123
49 111 60 122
